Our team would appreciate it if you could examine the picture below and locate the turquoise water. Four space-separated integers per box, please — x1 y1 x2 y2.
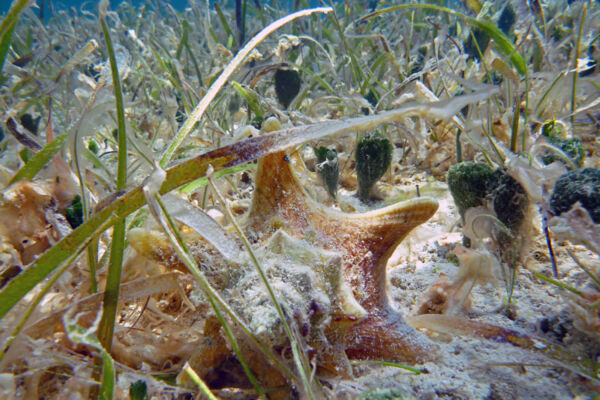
1 0 189 16
1 0 336 16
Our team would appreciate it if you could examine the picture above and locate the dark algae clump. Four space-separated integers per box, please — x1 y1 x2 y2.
447 162 496 219
356 133 393 202
492 170 529 231
464 26 490 61
550 168 600 223
88 138 99 154
364 89 378 107
274 68 301 109
19 113 41 135
540 120 585 168
129 380 149 400
447 162 528 230
65 195 84 229
498 3 516 35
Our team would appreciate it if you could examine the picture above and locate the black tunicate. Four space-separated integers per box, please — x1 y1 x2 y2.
274 68 301 109
20 113 40 135
498 3 516 35
550 168 600 223
356 133 393 202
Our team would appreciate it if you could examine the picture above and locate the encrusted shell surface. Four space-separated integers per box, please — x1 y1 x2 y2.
129 148 440 385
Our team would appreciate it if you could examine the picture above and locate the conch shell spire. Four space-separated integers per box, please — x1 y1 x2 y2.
247 151 438 311
246 151 440 362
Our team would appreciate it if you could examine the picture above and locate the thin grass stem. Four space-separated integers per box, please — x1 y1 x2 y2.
571 2 588 130
510 95 520 153
567 248 600 289
351 360 424 375
183 364 219 400
534 271 584 297
471 214 516 303
0 0 35 76
97 7 128 352
535 72 566 114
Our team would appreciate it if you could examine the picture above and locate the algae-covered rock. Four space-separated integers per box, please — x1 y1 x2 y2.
550 168 600 223
314 146 339 200
356 133 393 202
274 68 301 109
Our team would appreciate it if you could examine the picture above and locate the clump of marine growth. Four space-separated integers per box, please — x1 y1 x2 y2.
65 195 83 229
498 3 516 35
355 133 393 202
540 119 585 169
447 161 529 232
274 68 301 109
314 146 339 200
550 168 600 223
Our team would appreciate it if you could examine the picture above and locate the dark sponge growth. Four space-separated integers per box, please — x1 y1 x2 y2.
498 3 516 35
550 168 600 223
540 120 585 168
65 195 84 229
447 162 528 231
446 162 496 219
464 26 490 61
492 170 529 231
274 68 301 109
356 133 393 202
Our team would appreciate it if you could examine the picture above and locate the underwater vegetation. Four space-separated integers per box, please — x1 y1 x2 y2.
550 168 600 223
447 162 497 220
540 119 586 168
447 161 528 233
274 68 301 109
0 0 599 399
355 133 393 202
